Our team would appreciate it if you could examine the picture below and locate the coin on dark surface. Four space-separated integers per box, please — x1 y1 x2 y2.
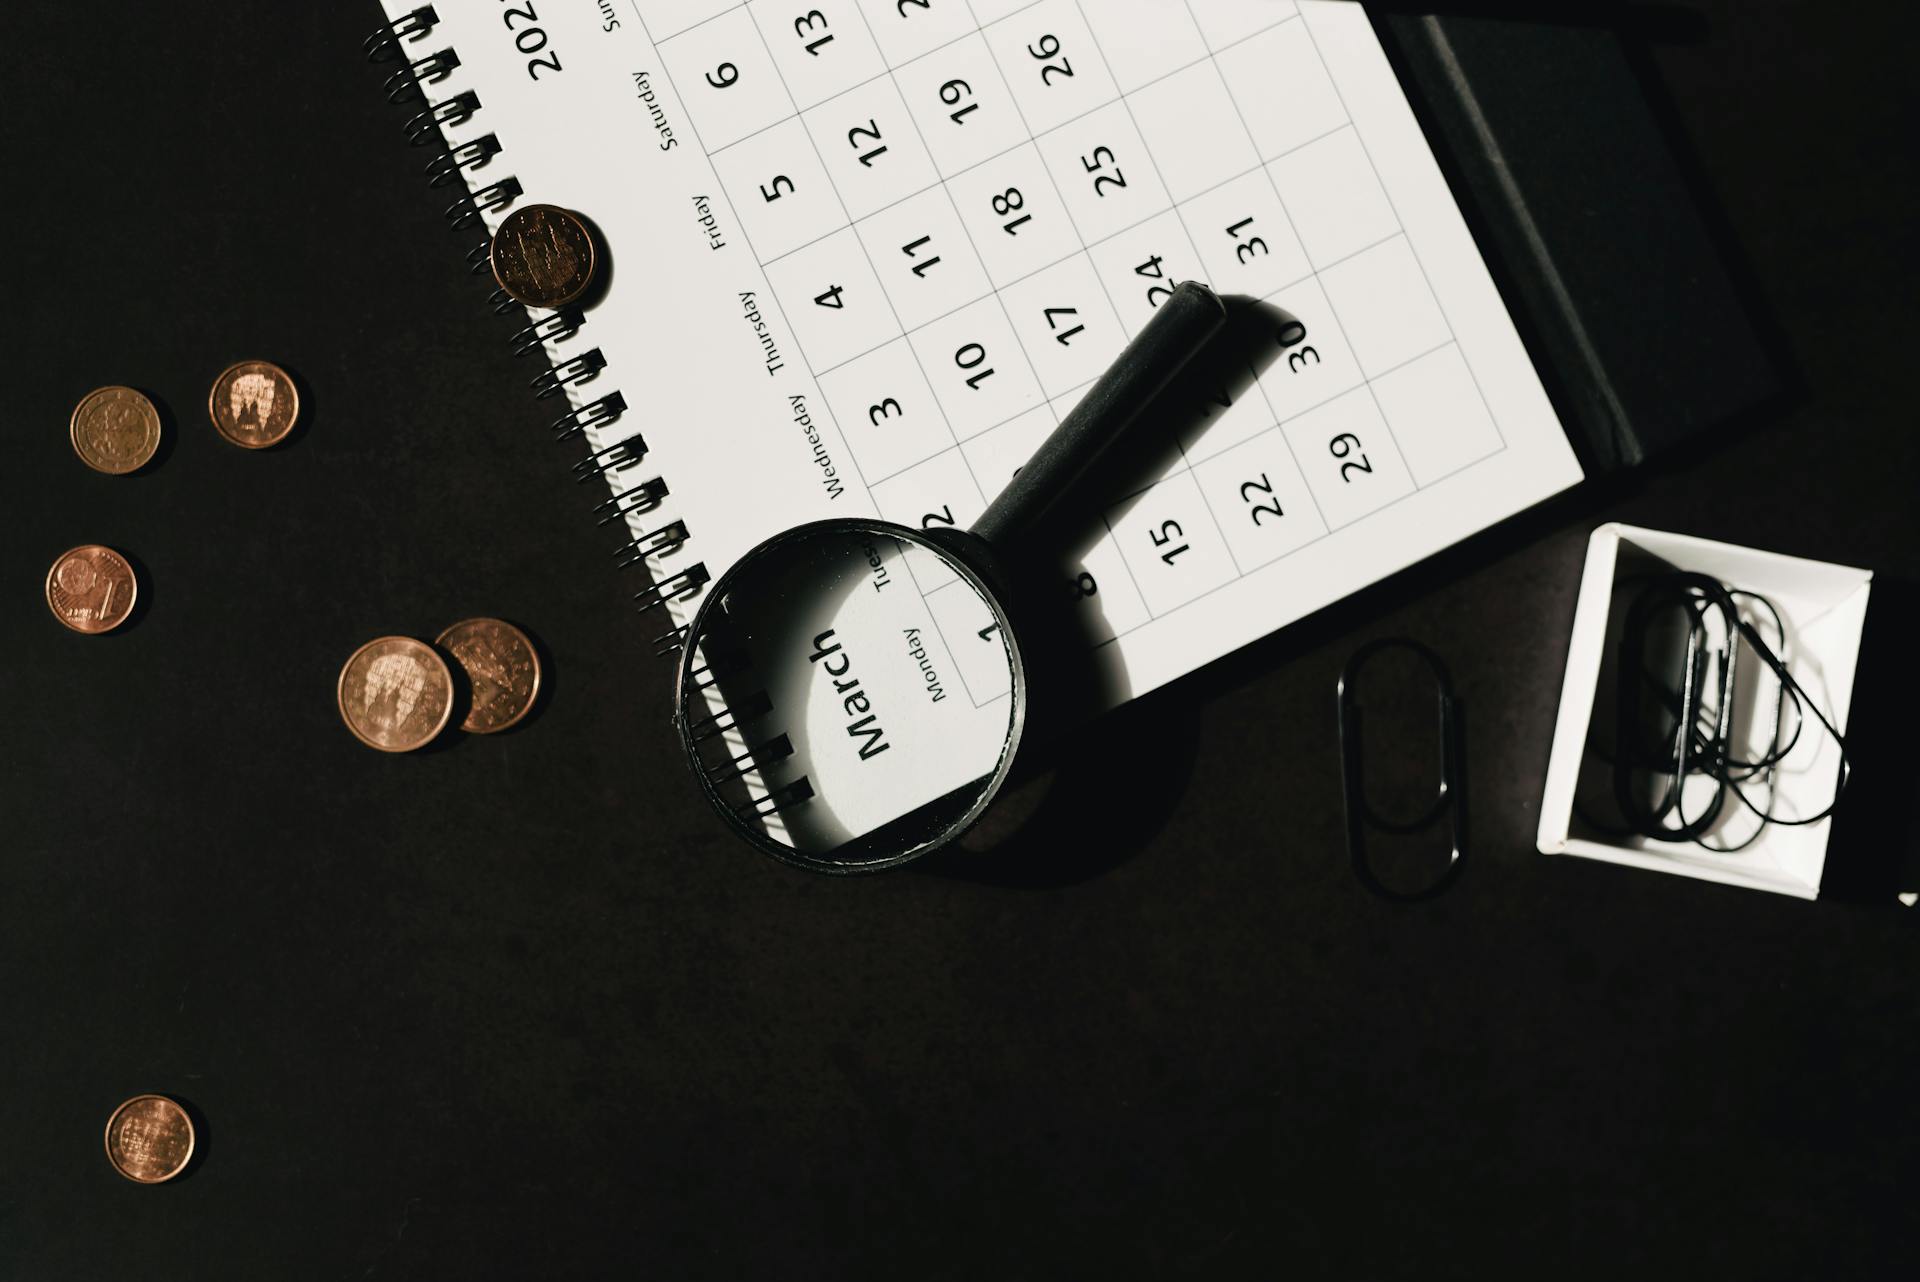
104 1095 195 1184
337 635 455 752
436 617 541 734
70 386 161 474
208 359 299 449
490 204 597 309
45 545 138 634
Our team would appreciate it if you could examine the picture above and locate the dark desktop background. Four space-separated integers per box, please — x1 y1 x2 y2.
1 2 1914 1278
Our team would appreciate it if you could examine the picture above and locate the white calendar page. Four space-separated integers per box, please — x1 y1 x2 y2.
390 0 1580 715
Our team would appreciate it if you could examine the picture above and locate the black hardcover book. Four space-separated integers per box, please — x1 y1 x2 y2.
1374 11 1780 472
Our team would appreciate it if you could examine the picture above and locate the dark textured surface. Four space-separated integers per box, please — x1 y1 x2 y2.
2 4 1914 1278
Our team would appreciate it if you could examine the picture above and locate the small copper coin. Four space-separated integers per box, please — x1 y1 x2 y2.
337 635 455 752
70 386 161 474
490 204 597 309
208 359 299 449
436 618 541 734
45 545 138 634
104 1094 195 1184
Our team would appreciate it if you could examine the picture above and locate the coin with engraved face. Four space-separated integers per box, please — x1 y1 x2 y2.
490 204 597 309
104 1095 195 1184
208 359 299 449
337 636 455 752
436 617 541 734
70 386 161 474
45 545 138 634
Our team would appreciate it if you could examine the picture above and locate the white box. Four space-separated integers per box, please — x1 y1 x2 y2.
1538 523 1871 898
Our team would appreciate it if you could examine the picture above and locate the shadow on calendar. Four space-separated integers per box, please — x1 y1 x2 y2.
928 295 1329 888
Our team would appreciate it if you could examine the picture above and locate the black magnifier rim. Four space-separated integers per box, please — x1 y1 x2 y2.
673 516 1028 874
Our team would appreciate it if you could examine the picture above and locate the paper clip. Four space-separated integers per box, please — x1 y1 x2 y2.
1337 639 1466 902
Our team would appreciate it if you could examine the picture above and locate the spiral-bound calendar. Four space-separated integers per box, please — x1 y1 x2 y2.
368 0 1582 709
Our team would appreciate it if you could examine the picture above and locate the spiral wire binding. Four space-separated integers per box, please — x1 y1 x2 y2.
570 425 641 473
424 134 500 189
530 349 605 400
366 5 704 652
383 48 459 105
445 179 521 232
511 309 583 357
593 476 668 524
405 91 480 147
364 5 437 61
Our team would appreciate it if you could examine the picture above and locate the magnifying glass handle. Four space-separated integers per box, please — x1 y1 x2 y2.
970 279 1226 549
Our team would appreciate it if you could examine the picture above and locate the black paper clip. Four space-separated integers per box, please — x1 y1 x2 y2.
1337 639 1466 902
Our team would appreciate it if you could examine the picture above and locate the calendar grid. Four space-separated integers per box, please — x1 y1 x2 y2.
799 213 1404 386
1065 0 1247 584
857 271 1460 498
621 0 891 513
831 0 1026 605
740 3 994 614
1088 414 1536 653
688 4 1294 146
759 117 1352 278
644 0 1527 646
1171 0 1410 546
1283 6 1507 453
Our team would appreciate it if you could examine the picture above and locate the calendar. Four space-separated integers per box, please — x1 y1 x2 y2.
382 0 1581 709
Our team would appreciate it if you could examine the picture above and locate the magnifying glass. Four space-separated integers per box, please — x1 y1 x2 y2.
673 281 1227 872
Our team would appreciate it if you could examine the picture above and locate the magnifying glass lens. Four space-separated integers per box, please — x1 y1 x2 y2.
677 522 1020 871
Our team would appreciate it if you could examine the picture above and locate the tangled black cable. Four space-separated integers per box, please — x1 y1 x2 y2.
1593 571 1850 852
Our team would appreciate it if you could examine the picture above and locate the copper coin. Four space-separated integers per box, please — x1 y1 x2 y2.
104 1094 195 1184
45 545 138 635
337 635 455 752
489 204 597 309
70 386 161 474
208 359 299 449
435 617 541 734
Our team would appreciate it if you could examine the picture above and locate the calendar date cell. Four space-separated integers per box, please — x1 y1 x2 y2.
1178 170 1312 302
1191 426 1325 571
1126 62 1258 202
1267 128 1399 269
896 34 1031 173
1106 470 1237 616
1369 345 1503 486
658 7 794 150
1215 18 1347 162
852 187 994 330
751 1 888 109
763 227 903 371
1068 386 1185 499
817 336 956 482
637 0 739 41
944 144 1083 287
926 578 1014 705
1162 323 1278 466
1190 0 1300 52
1280 386 1414 530
711 117 848 261
980 0 1119 135
906 296 1045 440
801 76 941 219
1064 534 1149 644
1034 101 1172 244
996 256 1128 397
959 404 1054 503
867 446 988 591
1246 276 1365 423
856 0 977 66
1085 208 1205 339
1076 0 1208 93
